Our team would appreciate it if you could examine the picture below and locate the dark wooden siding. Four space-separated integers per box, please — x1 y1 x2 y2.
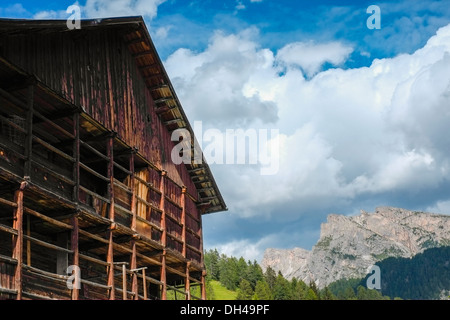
0 28 198 200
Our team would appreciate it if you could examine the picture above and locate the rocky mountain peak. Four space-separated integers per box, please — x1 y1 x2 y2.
261 207 450 288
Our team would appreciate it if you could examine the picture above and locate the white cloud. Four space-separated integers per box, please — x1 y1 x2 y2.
165 29 279 127
210 235 277 262
426 200 450 215
83 0 166 19
1 3 28 15
276 41 354 77
235 1 246 11
166 23 450 223
33 0 166 20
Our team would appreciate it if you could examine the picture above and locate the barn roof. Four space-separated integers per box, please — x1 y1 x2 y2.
0 16 227 214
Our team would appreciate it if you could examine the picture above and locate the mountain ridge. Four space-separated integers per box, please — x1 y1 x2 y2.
261 207 450 288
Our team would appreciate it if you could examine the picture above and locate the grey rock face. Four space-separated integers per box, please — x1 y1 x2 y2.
261 207 450 288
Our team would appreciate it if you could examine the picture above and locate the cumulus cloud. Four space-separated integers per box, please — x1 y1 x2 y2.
276 41 353 77
165 29 279 127
0 3 30 17
33 0 166 20
166 23 450 225
83 0 165 19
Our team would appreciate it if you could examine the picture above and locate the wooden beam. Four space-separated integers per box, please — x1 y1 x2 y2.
24 207 73 230
186 262 191 300
181 186 187 258
12 181 27 300
160 249 167 300
23 234 73 254
131 240 138 300
106 229 115 300
71 215 79 300
201 269 207 300
160 170 166 247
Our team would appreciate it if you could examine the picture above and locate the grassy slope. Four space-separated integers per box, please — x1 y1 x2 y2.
209 280 238 300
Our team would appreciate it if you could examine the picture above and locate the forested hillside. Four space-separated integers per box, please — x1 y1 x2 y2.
204 249 390 300
364 246 450 300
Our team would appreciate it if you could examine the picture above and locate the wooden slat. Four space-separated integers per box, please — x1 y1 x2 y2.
80 140 109 161
79 186 110 204
31 160 75 186
0 197 18 208
0 287 18 295
79 162 109 182
136 215 163 232
23 235 73 254
79 253 109 267
0 87 27 109
113 161 131 175
24 207 73 230
186 243 202 255
33 135 75 162
0 253 17 264
113 179 132 194
33 109 75 139
23 264 69 281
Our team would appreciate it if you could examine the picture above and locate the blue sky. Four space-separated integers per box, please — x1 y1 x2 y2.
2 0 450 262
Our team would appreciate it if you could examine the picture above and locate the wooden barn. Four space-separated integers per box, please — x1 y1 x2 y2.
0 16 226 300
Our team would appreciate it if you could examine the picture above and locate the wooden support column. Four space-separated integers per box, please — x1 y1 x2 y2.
185 262 191 300
130 237 138 300
122 263 127 300
24 84 34 178
199 208 206 300
159 170 167 247
181 186 187 258
201 269 207 300
106 133 116 300
159 170 167 300
129 150 138 299
12 181 27 300
107 226 115 300
160 249 167 300
129 150 137 231
199 209 205 267
71 214 79 300
142 268 147 300
107 133 116 222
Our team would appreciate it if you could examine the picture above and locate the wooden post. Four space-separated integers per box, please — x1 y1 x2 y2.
129 150 136 231
71 214 79 300
201 269 207 300
107 134 115 222
131 267 148 300
159 171 167 300
142 268 147 300
107 133 116 300
185 262 191 300
159 170 167 247
161 249 167 300
107 226 115 300
131 238 138 300
122 263 127 300
181 186 187 258
12 181 27 300
199 207 206 300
